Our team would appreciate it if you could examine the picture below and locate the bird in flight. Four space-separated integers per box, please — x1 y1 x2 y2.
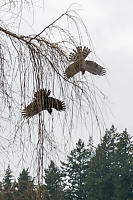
64 46 106 78
22 89 66 118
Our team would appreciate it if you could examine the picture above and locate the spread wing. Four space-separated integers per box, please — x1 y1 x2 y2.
48 97 66 111
82 46 91 59
85 60 106 76
22 100 43 118
69 46 91 62
64 62 81 78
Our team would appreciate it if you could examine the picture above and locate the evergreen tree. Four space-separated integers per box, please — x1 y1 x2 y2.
87 126 133 200
14 168 36 200
61 139 92 200
42 160 65 200
87 125 116 200
3 165 14 200
112 129 133 200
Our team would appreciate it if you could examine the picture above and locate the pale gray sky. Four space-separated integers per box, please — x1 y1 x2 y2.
29 0 133 133
53 0 133 133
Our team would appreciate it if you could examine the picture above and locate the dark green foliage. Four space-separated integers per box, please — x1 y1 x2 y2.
87 125 133 200
3 165 13 191
61 139 92 200
112 129 133 200
87 126 116 200
2 165 14 200
42 160 65 200
14 168 36 200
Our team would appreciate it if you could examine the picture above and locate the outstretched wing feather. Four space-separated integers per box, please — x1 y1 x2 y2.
82 46 91 59
64 63 81 78
69 46 91 62
22 100 43 118
85 60 106 76
48 97 66 111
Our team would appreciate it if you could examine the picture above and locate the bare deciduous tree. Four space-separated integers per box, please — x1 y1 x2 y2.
0 0 108 184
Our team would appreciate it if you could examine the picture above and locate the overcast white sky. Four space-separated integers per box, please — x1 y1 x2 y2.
46 0 133 133
26 0 133 134
1 0 133 177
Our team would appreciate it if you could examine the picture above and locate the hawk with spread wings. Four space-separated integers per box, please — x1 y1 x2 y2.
64 46 106 78
22 89 66 118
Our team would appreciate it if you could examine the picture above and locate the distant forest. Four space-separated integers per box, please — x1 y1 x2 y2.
0 125 133 200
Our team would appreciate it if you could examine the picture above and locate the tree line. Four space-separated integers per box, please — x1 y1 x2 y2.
0 125 133 200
